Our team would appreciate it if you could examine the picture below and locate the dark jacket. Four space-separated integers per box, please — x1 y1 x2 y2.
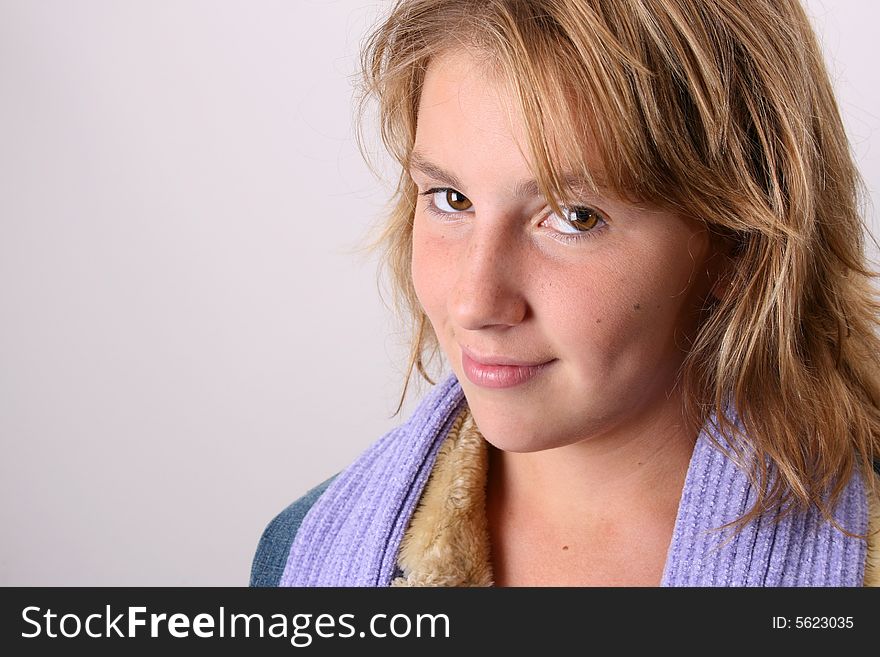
250 476 337 587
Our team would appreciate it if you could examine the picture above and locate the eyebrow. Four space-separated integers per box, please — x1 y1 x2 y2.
408 150 609 198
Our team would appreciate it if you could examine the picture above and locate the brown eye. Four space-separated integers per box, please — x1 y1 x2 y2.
542 204 609 244
437 188 472 212
566 207 602 230
447 190 471 211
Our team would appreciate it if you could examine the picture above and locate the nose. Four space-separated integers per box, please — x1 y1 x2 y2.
447 221 528 331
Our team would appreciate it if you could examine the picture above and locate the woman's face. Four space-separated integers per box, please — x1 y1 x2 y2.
410 49 726 453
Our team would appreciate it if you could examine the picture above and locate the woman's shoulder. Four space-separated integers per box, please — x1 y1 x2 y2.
249 474 338 587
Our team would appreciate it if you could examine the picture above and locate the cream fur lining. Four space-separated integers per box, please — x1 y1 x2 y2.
391 406 493 586
391 405 880 587
864 473 880 587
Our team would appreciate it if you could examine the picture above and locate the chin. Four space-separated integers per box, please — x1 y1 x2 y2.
484 438 564 454
466 406 571 453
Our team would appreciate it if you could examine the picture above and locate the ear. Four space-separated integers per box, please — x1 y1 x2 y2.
710 265 733 301
708 234 740 302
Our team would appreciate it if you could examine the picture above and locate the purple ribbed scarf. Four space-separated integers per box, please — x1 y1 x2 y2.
280 372 868 586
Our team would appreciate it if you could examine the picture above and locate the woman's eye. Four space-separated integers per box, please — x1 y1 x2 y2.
545 205 607 235
431 188 472 213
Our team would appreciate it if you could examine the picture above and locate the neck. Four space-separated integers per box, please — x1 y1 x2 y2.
487 390 697 532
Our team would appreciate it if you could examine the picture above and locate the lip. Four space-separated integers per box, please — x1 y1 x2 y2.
460 348 555 389
459 346 551 367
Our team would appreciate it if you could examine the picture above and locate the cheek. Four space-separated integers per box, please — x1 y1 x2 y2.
411 223 451 320
543 252 691 367
543 278 642 362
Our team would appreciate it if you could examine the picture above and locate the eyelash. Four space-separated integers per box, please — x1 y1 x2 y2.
418 187 609 244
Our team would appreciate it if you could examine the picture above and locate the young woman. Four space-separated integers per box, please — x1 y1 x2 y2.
251 0 880 586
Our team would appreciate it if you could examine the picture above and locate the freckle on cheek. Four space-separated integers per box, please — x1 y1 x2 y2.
633 303 641 310
595 318 602 323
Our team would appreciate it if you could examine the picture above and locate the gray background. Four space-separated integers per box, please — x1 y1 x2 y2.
1 0 877 585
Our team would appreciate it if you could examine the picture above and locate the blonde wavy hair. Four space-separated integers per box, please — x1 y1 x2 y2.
353 0 880 535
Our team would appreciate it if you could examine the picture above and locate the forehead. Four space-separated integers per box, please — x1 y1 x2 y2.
418 49 520 139
414 48 610 197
